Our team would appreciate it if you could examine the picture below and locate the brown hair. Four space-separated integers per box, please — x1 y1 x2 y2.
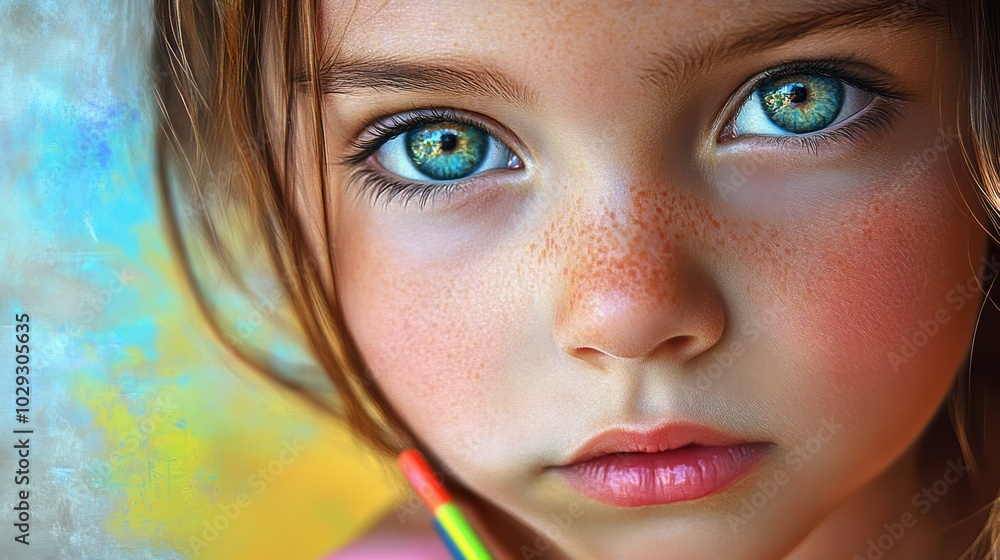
951 0 1000 554
152 0 415 457
152 0 1000 556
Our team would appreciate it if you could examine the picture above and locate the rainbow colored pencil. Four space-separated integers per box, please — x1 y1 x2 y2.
398 448 495 560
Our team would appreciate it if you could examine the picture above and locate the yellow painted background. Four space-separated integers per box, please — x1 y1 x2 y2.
1 3 406 557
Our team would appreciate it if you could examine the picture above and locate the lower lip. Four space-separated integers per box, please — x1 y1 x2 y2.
556 443 773 507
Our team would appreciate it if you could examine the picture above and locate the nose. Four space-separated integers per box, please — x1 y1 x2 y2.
554 190 726 367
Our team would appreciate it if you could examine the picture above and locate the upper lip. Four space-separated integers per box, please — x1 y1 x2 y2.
557 420 761 466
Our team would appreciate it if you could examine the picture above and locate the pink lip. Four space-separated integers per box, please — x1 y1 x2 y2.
551 421 773 507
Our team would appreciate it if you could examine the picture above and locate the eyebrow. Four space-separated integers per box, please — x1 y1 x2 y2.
308 0 948 107
639 0 950 91
311 56 541 110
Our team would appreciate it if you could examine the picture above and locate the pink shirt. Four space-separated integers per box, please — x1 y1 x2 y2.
322 535 453 560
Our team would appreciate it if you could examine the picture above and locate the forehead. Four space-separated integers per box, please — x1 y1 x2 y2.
317 0 944 61
315 0 946 107
319 0 735 51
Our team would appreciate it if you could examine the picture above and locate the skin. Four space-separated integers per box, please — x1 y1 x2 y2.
289 1 994 558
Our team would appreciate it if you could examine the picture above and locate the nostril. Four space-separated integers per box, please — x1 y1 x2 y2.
649 334 709 362
662 335 696 353
572 347 604 360
571 334 699 362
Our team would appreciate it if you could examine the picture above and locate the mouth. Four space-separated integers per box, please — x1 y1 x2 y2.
548 421 774 507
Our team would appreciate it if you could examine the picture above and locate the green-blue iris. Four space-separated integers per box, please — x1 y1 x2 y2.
758 73 844 134
405 123 489 180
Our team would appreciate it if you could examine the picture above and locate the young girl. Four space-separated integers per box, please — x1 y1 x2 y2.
152 0 1000 558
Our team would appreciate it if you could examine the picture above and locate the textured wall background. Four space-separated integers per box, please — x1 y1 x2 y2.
0 1 401 558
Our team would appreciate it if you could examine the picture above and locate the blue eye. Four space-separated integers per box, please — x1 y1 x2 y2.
731 72 875 136
376 121 518 182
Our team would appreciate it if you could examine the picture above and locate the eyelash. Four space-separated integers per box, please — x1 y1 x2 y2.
718 59 910 155
346 165 470 210
336 108 507 210
339 60 910 209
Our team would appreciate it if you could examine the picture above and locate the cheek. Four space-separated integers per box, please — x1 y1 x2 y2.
806 193 978 394
743 158 987 464
332 205 528 473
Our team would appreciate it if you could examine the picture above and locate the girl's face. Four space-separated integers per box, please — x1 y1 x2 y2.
300 0 989 558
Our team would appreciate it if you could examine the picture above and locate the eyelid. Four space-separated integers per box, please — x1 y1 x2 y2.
336 108 531 211
336 107 528 169
712 58 911 143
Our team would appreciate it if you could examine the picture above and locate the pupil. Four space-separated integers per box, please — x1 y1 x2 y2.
757 73 843 134
440 133 458 152
788 84 807 103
